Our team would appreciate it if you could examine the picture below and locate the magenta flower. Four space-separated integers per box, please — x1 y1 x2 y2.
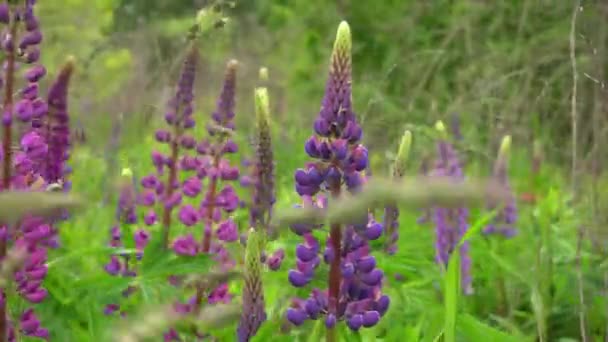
0 3 74 339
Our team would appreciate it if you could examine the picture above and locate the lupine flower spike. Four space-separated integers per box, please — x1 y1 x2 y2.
286 21 389 341
384 130 411 255
140 33 199 250
483 135 517 237
138 30 203 340
237 228 267 341
163 60 242 341
246 67 284 271
0 3 75 338
249 69 275 233
430 121 473 295
104 168 150 317
197 59 240 256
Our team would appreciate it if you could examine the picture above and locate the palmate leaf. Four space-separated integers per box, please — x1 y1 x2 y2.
139 231 212 278
73 235 213 299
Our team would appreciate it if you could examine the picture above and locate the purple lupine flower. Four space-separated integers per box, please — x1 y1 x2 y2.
140 38 199 248
383 131 411 255
145 39 242 338
103 169 151 314
286 22 389 335
181 59 240 258
116 172 138 225
483 135 517 237
265 248 284 271
40 57 74 185
17 308 48 339
0 5 76 338
430 121 473 295
158 60 243 341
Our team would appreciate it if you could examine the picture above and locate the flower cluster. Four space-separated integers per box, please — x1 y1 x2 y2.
240 70 284 273
167 59 241 258
0 2 75 339
102 36 202 331
127 30 244 338
429 121 473 295
285 21 389 334
162 59 243 341
103 169 150 317
483 135 517 237
248 73 275 232
138 39 199 245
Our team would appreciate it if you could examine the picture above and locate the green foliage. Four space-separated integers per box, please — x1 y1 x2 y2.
13 0 607 341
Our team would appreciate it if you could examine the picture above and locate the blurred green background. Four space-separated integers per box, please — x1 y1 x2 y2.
26 0 608 341
42 0 608 166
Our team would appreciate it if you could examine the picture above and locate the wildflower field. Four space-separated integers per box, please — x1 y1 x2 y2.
0 0 605 341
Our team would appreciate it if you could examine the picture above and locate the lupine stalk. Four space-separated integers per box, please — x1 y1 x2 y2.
164 59 241 340
198 59 240 255
148 36 199 249
483 135 517 237
103 168 150 317
139 26 243 340
430 121 473 295
249 72 275 232
286 22 389 341
241 68 283 271
41 57 74 186
139 28 199 247
383 130 411 255
138 28 218 340
0 3 75 339
0 3 18 336
237 228 266 341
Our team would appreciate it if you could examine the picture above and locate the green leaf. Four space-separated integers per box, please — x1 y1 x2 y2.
488 250 530 285
444 250 460 342
458 314 525 342
457 209 497 248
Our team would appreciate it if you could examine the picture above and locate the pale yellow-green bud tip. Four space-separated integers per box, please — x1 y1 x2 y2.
396 130 412 163
227 59 239 70
333 21 352 56
434 120 447 138
121 168 133 177
499 135 511 159
254 87 270 123
66 55 76 66
533 140 542 155
259 67 269 82
392 130 412 177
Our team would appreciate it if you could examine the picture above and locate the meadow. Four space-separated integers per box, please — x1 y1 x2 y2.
0 0 605 341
